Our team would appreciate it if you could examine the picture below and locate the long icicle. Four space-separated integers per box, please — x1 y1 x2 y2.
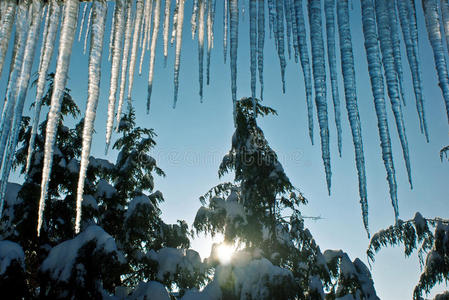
191 0 199 38
78 2 89 42
198 0 205 100
116 0 134 126
250 0 257 110
83 4 93 54
324 0 342 156
0 0 16 81
397 0 428 141
0 0 41 214
171 0 179 45
388 0 406 106
105 0 126 153
308 0 331 195
127 0 144 105
275 0 286 92
26 0 61 175
0 1 30 175
173 0 185 108
293 0 314 144
139 0 153 75
422 0 449 123
223 0 228 63
163 0 172 65
284 0 293 60
376 0 413 189
337 0 369 235
147 0 161 112
76 0 107 234
38 0 79 236
257 0 265 99
230 0 239 118
108 3 116 61
361 0 399 224
206 0 216 86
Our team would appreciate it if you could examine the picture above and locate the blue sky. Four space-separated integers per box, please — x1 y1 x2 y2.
1 1 448 299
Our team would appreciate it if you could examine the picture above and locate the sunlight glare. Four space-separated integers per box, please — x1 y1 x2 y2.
216 243 234 264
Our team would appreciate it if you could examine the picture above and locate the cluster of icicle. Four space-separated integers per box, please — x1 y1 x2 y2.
0 0 448 237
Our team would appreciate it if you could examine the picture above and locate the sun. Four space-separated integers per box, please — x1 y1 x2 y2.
216 243 235 265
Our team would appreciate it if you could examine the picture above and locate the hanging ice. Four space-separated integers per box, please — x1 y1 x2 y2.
116 0 134 125
105 0 125 153
38 0 79 236
191 0 199 38
283 0 293 60
139 0 153 75
76 0 107 234
223 0 228 63
387 1 406 106
337 0 368 233
268 0 275 39
83 5 93 54
293 0 314 144
163 0 172 64
289 0 300 62
275 0 286 92
324 0 342 157
206 0 216 86
0 1 30 175
257 0 265 99
171 0 179 45
0 0 16 81
422 0 449 123
229 0 239 115
26 1 60 174
108 4 116 61
397 0 428 141
308 0 331 194
78 2 90 42
173 0 185 108
376 0 413 189
147 0 161 112
250 0 257 109
441 0 449 55
361 0 399 223
197 0 205 99
127 0 144 104
0 0 42 214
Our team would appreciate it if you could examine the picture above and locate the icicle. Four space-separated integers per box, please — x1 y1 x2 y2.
361 0 399 225
223 0 228 63
146 0 154 51
423 0 449 123
116 0 134 126
38 0 79 236
78 2 89 42
230 0 239 117
198 0 205 99
163 0 171 64
293 0 314 144
171 0 179 45
38 2 50 71
108 4 116 61
268 0 275 39
337 0 369 233
250 0 257 109
376 0 413 189
0 1 30 176
388 1 406 106
26 0 61 175
275 0 286 93
147 0 161 112
290 0 299 62
257 0 265 99
324 0 342 157
0 0 41 215
284 0 293 60
308 0 331 195
0 0 16 81
76 0 107 234
206 0 216 86
139 0 153 75
105 0 126 152
173 0 185 108
127 0 144 104
397 0 428 141
191 0 199 38
83 5 93 54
